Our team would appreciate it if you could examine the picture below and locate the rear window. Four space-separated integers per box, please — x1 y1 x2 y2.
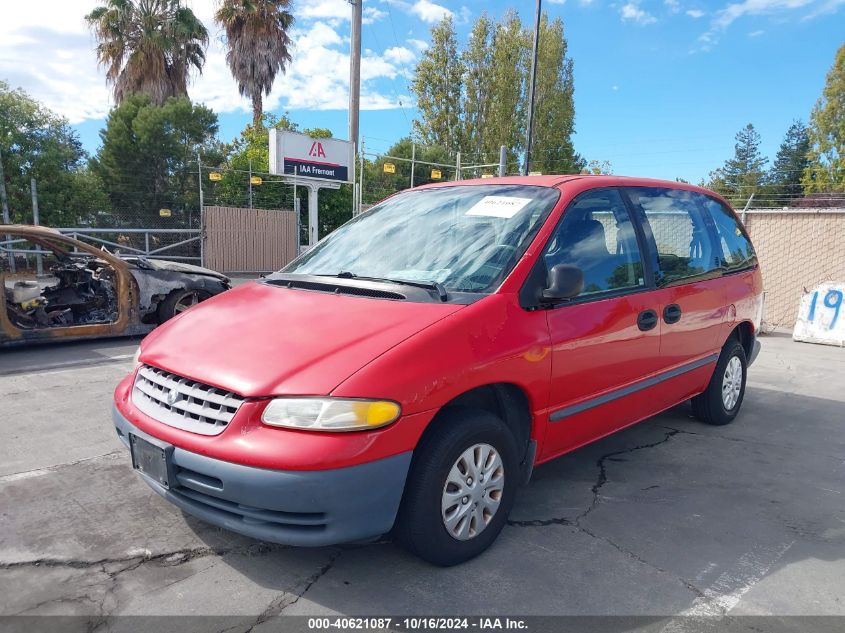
701 197 757 272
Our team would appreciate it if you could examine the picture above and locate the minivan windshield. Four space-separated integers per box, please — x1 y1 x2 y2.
284 185 560 293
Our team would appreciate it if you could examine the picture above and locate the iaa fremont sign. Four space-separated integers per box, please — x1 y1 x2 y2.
269 129 355 183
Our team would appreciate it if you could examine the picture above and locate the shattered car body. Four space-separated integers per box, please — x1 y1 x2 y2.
1 225 230 347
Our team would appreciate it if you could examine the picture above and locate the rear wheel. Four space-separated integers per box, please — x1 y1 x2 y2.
158 289 209 323
691 337 747 426
395 408 520 566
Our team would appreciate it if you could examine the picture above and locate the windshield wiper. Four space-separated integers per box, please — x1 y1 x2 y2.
317 272 449 302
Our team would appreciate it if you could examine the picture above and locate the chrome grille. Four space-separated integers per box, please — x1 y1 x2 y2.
132 365 243 436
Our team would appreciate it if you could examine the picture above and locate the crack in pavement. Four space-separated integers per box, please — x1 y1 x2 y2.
0 451 124 484
0 541 286 573
224 549 343 633
506 428 707 599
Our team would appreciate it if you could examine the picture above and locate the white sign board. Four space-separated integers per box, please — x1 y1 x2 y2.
269 129 354 183
792 282 845 347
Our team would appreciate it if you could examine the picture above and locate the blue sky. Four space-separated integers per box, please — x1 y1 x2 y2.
2 0 844 183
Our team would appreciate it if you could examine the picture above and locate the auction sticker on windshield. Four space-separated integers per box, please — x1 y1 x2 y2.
465 196 532 218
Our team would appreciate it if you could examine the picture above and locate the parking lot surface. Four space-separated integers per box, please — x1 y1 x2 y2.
1 332 844 628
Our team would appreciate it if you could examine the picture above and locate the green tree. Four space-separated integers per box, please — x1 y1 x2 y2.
411 15 464 150
802 43 845 194
528 15 578 175
215 0 294 128
706 123 767 207
768 120 810 201
462 14 494 159
86 0 208 106
0 81 108 226
411 11 577 174
92 95 222 225
486 11 529 166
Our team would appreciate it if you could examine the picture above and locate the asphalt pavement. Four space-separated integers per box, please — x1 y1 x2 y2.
1 331 843 630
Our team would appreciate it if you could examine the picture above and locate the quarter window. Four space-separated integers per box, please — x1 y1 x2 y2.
701 196 757 271
626 188 721 285
542 189 645 297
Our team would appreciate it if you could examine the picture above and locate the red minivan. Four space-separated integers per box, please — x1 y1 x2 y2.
113 176 763 566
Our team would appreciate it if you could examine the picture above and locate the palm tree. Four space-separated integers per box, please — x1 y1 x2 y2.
86 0 208 106
215 0 294 127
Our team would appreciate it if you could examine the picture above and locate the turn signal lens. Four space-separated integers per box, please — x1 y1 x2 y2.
261 398 401 431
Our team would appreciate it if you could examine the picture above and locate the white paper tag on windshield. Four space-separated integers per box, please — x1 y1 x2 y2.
465 196 532 219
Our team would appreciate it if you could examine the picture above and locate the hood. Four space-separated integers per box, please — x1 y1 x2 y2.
127 257 229 282
139 281 464 397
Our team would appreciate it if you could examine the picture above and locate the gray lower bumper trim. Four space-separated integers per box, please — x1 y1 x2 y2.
749 339 761 366
113 406 412 546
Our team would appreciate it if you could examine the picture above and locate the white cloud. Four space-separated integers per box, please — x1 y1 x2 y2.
548 0 567 4
665 0 681 13
384 46 417 65
298 0 354 22
363 7 388 25
410 0 453 23
408 38 429 52
713 0 814 29
748 29 766 35
0 0 411 125
686 9 706 17
693 0 842 54
620 2 658 24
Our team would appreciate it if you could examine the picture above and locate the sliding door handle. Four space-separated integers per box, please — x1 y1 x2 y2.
637 309 659 331
663 304 682 324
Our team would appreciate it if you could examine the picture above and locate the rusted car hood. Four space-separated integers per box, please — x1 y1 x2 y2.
138 280 464 397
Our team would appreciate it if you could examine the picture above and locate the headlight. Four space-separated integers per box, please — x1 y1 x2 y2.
132 346 142 367
261 398 401 431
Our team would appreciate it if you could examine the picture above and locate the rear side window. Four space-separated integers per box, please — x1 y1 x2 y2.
625 188 721 285
543 189 645 297
700 196 757 271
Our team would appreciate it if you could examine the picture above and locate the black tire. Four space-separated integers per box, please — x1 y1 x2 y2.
157 289 209 323
394 407 520 566
691 337 747 426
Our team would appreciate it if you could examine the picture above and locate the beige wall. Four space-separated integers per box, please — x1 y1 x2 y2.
743 209 845 329
203 206 298 273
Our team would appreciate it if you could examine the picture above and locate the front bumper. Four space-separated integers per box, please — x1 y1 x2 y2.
113 406 412 546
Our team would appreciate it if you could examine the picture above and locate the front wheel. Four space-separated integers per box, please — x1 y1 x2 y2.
158 289 210 323
691 338 747 426
394 408 520 566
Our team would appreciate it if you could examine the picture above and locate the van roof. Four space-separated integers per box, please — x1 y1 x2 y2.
413 174 720 198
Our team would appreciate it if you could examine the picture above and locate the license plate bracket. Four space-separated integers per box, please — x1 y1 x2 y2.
129 433 174 489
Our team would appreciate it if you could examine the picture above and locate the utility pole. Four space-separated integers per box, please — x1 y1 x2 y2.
349 0 362 148
197 152 204 212
248 158 253 209
498 145 507 177
31 178 42 275
0 148 14 272
410 143 416 188
523 0 542 176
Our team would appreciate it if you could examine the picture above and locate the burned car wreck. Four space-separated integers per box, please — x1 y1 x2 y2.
1 225 230 347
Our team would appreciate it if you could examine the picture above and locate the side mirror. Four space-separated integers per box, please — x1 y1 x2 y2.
541 264 583 303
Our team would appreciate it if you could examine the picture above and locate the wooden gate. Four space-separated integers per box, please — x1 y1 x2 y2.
203 206 298 273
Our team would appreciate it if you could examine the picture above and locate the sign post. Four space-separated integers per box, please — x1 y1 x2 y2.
269 130 355 247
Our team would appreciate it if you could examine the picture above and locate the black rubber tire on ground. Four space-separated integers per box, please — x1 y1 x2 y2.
157 289 209 323
691 337 748 426
394 407 520 566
